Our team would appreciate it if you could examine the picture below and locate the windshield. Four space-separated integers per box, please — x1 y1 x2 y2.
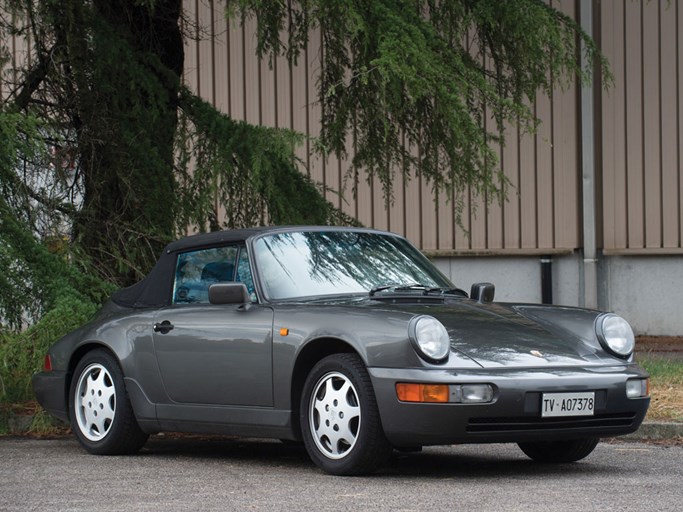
252 230 453 300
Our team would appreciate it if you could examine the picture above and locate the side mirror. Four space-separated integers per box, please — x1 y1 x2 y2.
470 282 495 303
209 283 251 305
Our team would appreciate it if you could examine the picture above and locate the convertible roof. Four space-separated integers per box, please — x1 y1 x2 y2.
110 227 272 308
163 226 272 253
110 226 393 308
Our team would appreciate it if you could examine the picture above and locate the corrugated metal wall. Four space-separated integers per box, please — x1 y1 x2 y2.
3 1 681 255
600 0 683 253
1 15 31 99
182 0 582 253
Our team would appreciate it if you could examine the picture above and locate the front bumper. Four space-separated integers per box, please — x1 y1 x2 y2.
32 370 69 423
369 365 650 447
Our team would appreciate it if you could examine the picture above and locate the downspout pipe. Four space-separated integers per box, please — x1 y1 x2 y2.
580 0 598 309
540 256 553 304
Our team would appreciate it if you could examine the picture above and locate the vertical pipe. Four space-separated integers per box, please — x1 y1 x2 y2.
581 0 598 309
540 256 553 304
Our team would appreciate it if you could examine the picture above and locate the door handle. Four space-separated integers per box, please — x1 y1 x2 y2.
153 320 174 334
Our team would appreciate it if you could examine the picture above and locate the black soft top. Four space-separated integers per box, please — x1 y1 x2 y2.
110 227 271 308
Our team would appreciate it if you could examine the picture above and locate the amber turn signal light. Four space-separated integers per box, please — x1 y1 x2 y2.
396 383 449 403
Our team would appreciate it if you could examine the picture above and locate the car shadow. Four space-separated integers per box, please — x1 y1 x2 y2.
383 448 611 479
137 434 612 478
139 434 313 469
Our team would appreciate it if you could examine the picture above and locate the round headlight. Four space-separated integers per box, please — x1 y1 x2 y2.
596 314 635 358
409 315 450 363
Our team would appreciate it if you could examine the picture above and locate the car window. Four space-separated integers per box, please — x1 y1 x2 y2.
172 246 239 304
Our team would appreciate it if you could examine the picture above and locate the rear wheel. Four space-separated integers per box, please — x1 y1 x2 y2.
518 438 599 463
300 353 391 475
69 349 148 455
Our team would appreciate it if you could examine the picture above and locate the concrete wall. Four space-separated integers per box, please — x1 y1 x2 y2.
599 256 683 336
432 254 580 306
433 254 681 336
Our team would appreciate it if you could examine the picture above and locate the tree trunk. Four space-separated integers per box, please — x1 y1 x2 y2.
71 0 184 284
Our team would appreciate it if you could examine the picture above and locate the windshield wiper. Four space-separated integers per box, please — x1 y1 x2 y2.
369 283 468 297
369 283 425 296
394 284 437 293
368 284 397 297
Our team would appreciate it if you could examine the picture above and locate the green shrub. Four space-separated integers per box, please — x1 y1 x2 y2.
0 294 98 405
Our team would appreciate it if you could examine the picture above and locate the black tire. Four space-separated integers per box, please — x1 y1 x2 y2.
518 438 600 463
69 349 149 455
300 353 392 475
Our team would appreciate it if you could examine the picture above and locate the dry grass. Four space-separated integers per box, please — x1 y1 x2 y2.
646 385 683 422
636 352 683 423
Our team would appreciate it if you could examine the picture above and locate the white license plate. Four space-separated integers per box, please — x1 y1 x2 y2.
541 392 595 417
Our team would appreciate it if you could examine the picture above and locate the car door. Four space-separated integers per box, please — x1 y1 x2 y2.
152 245 274 407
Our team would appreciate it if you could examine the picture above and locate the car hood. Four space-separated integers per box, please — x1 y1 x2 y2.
339 296 607 368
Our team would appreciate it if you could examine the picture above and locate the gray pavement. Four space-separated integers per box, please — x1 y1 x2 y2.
1 435 682 511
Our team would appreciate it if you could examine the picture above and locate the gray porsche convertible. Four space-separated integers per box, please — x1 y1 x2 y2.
33 226 650 475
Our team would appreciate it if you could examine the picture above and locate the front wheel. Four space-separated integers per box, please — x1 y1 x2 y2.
300 353 392 475
69 349 149 455
518 438 600 463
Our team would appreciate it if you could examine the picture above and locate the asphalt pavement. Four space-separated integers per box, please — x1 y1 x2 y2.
1 436 682 511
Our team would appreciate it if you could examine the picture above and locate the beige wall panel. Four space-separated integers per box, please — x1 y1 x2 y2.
454 182 472 250
275 51 292 130
469 187 488 250
228 17 245 120
624 1 645 248
403 177 422 246
341 135 357 220
502 124 521 249
372 176 389 232
243 18 260 125
486 192 504 251
679 2 683 247
370 166 387 230
552 0 579 250
306 28 324 186
600 0 628 250
197 0 215 105
420 177 438 251
259 50 276 129
551 81 579 249
437 185 454 251
355 172 374 228
536 90 554 248
324 151 342 209
661 2 680 247
290 41 309 172
482 56 503 251
485 102 504 250
2 17 31 99
212 2 230 114
388 162 406 235
642 1 662 248
519 122 537 248
404 142 423 247
598 0 683 252
183 0 199 94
